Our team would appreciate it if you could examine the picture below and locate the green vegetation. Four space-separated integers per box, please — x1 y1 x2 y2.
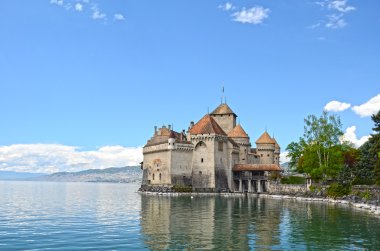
326 183 351 199
281 176 306 184
287 110 380 186
172 185 193 193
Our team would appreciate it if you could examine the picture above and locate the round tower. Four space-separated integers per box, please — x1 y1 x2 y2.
228 124 250 164
273 137 281 166
168 131 176 150
255 132 275 165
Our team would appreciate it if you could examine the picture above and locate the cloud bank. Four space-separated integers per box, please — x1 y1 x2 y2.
0 144 142 174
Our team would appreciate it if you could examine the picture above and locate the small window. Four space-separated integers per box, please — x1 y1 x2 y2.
201 158 204 163
261 154 263 157
218 142 223 152
153 173 155 180
267 154 270 157
159 173 162 180
199 171 202 175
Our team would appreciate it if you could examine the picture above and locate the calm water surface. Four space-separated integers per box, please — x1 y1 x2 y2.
0 181 379 250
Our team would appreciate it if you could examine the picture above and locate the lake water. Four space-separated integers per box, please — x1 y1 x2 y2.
0 181 379 250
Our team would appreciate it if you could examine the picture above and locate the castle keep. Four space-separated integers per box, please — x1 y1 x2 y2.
141 103 281 193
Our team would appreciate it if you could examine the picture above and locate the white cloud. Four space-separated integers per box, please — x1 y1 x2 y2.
314 0 355 29
75 3 83 12
232 6 270 25
326 14 347 29
218 2 235 11
50 0 64 6
341 126 370 148
352 94 380 117
280 151 290 164
91 5 106 20
0 144 143 174
324 100 351 112
114 14 125 21
328 0 355 13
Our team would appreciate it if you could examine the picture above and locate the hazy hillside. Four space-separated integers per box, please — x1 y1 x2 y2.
34 166 142 183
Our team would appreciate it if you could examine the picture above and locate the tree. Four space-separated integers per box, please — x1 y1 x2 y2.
369 111 380 185
286 111 345 181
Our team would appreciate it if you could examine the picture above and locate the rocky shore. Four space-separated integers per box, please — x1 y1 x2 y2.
138 185 380 216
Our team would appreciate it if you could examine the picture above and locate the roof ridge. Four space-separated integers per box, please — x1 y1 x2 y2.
189 114 227 136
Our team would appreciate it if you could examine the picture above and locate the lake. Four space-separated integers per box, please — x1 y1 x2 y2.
0 181 379 250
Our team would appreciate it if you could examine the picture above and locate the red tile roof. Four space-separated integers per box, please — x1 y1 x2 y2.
255 131 275 144
211 103 236 116
272 137 281 149
228 124 249 138
233 164 281 171
189 114 227 136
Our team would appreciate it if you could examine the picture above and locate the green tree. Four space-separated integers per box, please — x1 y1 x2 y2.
286 111 345 181
369 111 380 185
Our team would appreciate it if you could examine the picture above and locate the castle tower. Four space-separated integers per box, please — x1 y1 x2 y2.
168 131 176 150
189 114 229 191
228 124 251 164
210 103 237 134
255 132 276 165
272 137 281 166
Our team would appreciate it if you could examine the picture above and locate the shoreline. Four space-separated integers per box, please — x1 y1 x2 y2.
138 191 380 216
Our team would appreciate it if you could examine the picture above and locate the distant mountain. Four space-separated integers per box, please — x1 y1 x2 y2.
280 162 289 169
0 171 46 180
34 166 142 183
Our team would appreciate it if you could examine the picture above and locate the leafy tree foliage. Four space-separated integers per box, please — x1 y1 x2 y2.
369 111 380 185
286 111 345 181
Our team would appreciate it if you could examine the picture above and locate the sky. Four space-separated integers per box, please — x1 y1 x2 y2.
0 0 379 173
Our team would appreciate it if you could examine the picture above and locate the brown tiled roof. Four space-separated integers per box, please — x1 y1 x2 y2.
233 164 281 171
228 124 249 138
255 131 275 144
189 114 227 136
272 137 280 149
211 103 236 116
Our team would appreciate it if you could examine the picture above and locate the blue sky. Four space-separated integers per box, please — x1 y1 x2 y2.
0 0 379 173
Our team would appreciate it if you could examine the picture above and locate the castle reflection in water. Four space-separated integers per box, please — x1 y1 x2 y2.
139 195 282 250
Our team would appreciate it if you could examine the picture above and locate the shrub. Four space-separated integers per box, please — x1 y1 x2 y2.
281 176 306 185
327 183 351 198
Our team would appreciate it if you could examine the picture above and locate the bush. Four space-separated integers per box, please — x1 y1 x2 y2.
172 185 192 193
281 176 306 184
327 183 351 198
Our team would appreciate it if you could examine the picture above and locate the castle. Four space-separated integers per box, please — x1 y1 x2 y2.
141 102 281 193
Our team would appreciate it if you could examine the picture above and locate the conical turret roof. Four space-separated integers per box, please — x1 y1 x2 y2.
228 124 249 138
272 137 280 149
256 131 275 144
211 103 236 116
189 114 227 136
